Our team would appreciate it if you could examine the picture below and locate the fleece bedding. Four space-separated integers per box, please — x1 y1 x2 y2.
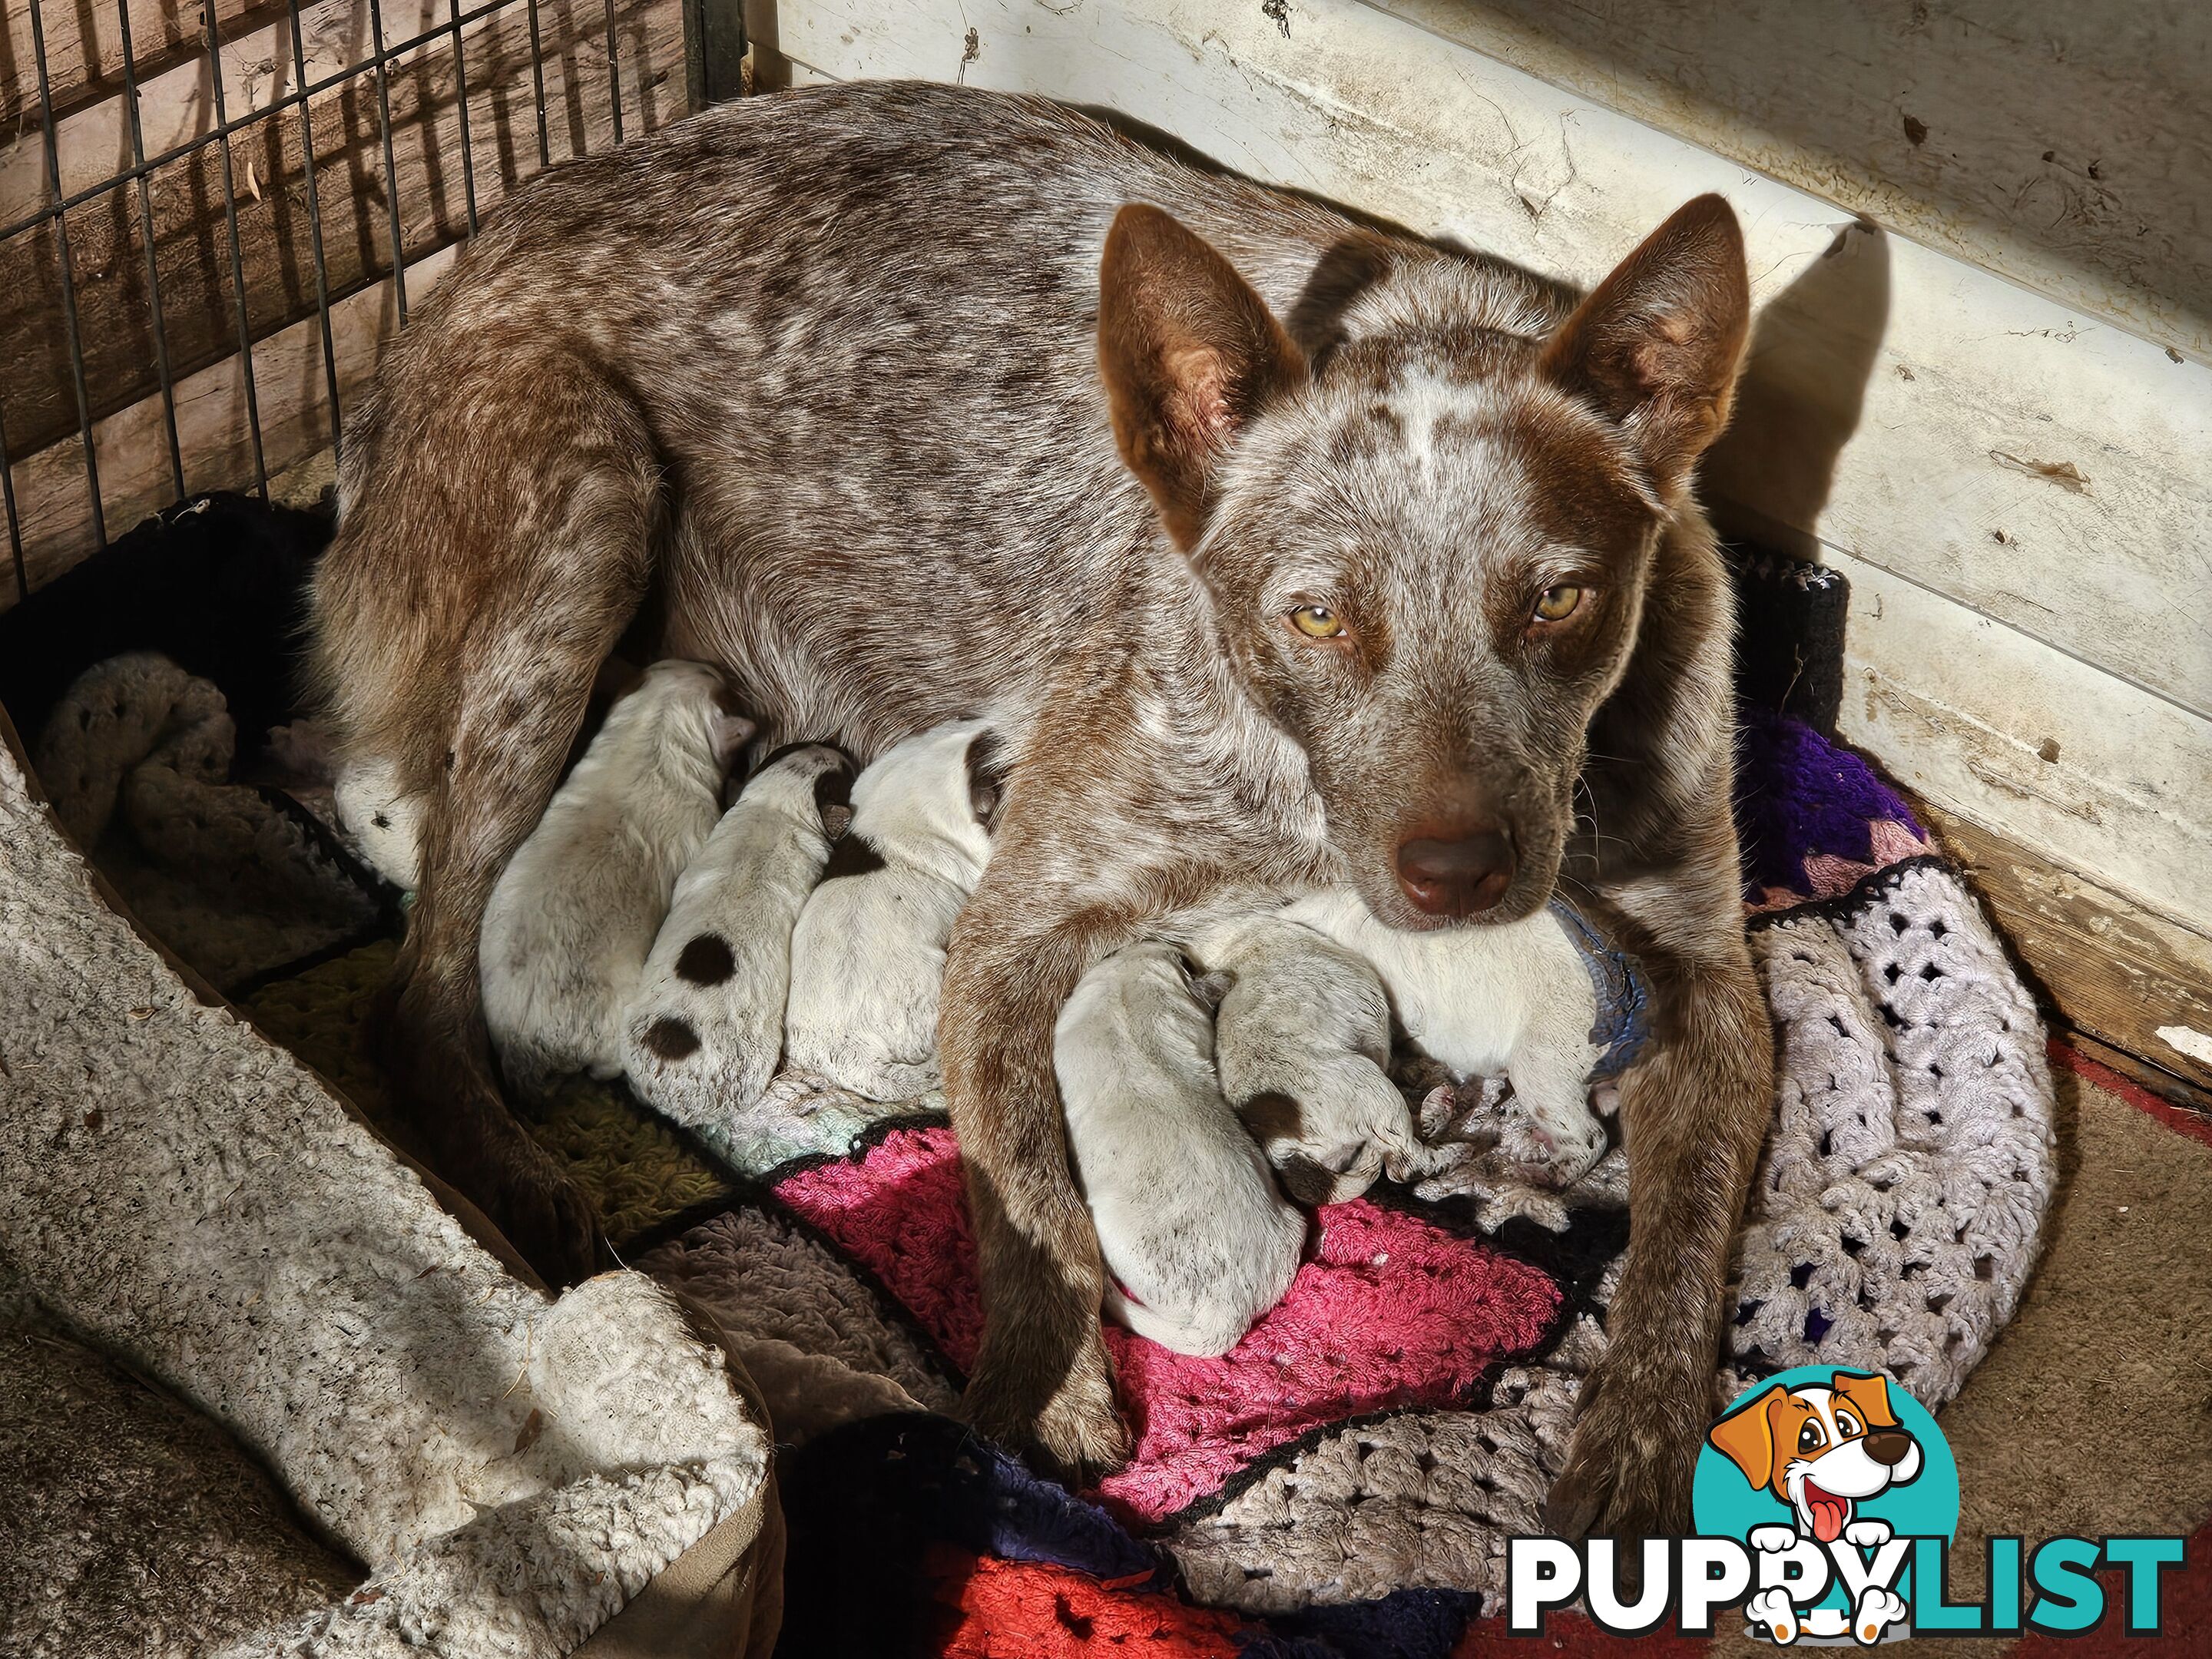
0 717 781 1659
0 503 2058 1657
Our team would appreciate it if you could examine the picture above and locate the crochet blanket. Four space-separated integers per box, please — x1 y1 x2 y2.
640 711 2058 1654
28 646 2055 1657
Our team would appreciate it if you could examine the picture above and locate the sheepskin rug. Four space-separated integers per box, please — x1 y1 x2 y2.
0 728 777 1659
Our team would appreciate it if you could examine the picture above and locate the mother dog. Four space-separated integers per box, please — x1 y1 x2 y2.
312 81 1770 1536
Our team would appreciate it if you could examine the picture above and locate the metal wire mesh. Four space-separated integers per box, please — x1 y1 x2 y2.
0 0 740 606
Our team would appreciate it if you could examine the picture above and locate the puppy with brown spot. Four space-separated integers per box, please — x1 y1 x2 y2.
783 721 1001 1100
624 742 855 1125
1055 939 1305 1357
478 661 752 1100
1188 911 1414 1205
315 83 1768 1524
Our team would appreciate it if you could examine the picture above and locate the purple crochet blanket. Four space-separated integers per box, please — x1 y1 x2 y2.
628 710 2048 1657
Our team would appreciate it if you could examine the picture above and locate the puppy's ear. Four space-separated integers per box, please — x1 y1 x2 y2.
964 730 1008 832
708 684 756 770
710 712 756 770
812 753 856 840
1832 1370 1901 1430
1098 204 1306 550
1541 193 1750 491
1707 1383 1785 1490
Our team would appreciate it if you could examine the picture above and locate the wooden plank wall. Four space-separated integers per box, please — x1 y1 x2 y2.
2 0 266 131
1374 0 2211 366
762 0 2212 962
0 0 687 592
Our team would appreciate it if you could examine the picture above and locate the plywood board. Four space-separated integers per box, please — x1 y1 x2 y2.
1913 797 2212 1098
2 0 522 224
2 0 267 130
1824 549 2212 936
5 243 459 603
0 0 684 476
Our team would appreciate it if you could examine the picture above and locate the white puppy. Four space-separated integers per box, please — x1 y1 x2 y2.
1192 912 1416 1204
624 742 855 1123
783 720 1001 1100
1270 890 1637 1184
478 661 751 1099
1055 941 1305 1357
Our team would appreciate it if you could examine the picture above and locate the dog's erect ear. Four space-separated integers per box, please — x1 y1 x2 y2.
1540 193 1750 491
1707 1383 1786 1489
1832 1371 1902 1431
1099 204 1306 551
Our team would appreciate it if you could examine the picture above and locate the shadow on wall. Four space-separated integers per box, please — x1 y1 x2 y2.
1704 220 1893 561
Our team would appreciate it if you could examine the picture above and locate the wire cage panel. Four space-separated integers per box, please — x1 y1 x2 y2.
0 0 730 608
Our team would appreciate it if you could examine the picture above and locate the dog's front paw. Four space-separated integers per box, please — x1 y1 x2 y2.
1746 1586 1802 1646
1543 1364 1702 1540
1843 1518 1892 1549
1852 1586 1908 1644
1750 1524 1801 1554
962 1331 1131 1487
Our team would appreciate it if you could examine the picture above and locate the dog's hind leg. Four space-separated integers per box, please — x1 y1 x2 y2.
311 343 659 1284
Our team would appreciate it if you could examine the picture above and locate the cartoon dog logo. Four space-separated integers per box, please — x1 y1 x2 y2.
1707 1369 1923 1643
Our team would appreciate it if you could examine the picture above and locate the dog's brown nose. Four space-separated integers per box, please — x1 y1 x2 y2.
1395 829 1515 917
1863 1430 1913 1466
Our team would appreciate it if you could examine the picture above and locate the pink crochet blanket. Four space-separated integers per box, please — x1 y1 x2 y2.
633 708 2056 1657
778 1125 1563 1529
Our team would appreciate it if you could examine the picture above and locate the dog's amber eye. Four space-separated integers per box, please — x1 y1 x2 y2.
1834 1410 1861 1437
1289 605 1346 639
1797 1421 1826 1453
1534 584 1584 622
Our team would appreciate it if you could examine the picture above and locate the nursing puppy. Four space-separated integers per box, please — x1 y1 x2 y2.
336 654 656 892
479 661 751 1098
333 757 424 891
1272 892 1635 1184
784 720 1001 1100
624 742 855 1124
1055 940 1305 1357
314 83 1767 1532
1191 912 1412 1205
